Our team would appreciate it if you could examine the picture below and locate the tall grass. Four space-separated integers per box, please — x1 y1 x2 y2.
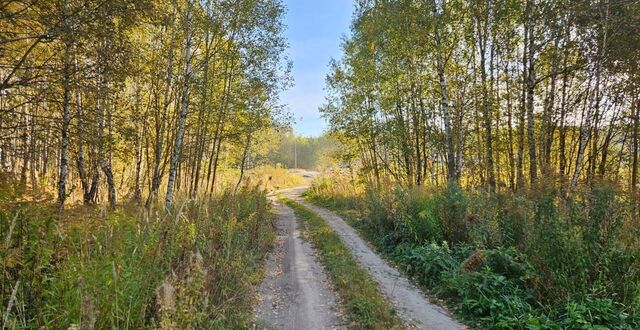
0 182 274 329
307 176 640 329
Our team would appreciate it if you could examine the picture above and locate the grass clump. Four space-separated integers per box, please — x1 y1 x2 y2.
306 176 640 329
1 183 274 329
281 197 402 329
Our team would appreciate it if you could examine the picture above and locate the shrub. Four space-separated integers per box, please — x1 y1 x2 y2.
557 296 635 329
396 187 443 244
443 270 534 329
435 183 469 245
391 242 458 289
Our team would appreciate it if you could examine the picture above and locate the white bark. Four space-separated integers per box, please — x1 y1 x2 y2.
166 1 194 207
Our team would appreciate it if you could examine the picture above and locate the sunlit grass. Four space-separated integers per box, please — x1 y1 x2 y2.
1 184 275 329
282 197 403 329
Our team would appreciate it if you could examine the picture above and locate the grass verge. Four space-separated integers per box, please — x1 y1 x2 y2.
281 197 403 330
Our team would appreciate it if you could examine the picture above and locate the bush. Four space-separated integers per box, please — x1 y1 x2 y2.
557 296 635 329
443 270 534 329
391 242 457 289
435 183 469 245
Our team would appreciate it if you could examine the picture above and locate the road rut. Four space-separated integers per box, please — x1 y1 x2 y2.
280 187 465 330
253 198 346 330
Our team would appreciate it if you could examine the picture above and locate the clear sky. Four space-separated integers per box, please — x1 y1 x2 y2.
281 0 354 137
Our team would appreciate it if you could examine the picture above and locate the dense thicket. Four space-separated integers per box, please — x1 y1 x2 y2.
324 0 640 194
0 0 290 208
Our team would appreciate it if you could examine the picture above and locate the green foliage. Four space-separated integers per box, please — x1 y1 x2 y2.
557 297 632 330
266 132 339 170
444 270 534 329
391 242 457 288
435 184 469 245
0 185 274 329
306 178 640 329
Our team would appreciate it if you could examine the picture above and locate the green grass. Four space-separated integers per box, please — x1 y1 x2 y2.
281 197 403 329
1 184 275 329
305 178 640 329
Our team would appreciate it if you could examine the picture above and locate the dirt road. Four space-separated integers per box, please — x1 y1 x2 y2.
279 187 465 330
253 198 346 330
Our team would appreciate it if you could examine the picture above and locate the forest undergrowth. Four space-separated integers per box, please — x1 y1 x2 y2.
0 174 275 329
307 175 640 329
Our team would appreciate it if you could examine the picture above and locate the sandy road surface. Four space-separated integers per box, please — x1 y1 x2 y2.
280 186 465 330
253 197 346 330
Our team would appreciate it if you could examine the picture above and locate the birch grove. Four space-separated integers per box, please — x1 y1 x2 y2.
0 0 290 208
323 0 640 195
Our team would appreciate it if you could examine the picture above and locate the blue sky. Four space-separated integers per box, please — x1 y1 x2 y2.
281 0 354 137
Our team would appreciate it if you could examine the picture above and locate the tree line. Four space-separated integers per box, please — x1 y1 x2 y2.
323 0 640 194
266 131 337 170
0 0 290 208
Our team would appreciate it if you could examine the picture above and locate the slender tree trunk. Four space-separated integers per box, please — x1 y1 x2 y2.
29 108 37 192
571 2 608 189
516 21 528 190
166 2 193 207
589 94 602 182
192 14 213 197
210 136 223 195
147 22 176 207
20 112 29 187
133 90 146 202
434 22 457 183
97 82 116 208
235 133 252 194
208 56 237 195
598 108 618 176
541 34 560 174
506 66 516 191
74 53 93 205
571 81 593 188
477 13 495 191
58 5 72 209
632 94 639 192
526 0 538 184
558 18 571 177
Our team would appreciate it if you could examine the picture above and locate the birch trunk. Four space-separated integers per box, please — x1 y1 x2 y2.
58 2 72 209
433 2 457 183
166 1 194 207
526 0 538 184
146 21 176 207
632 95 639 192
